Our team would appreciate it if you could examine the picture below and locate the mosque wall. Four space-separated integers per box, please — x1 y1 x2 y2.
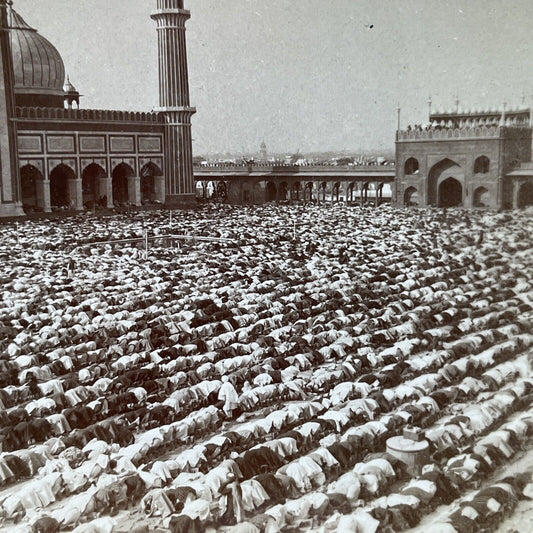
16 128 164 180
397 135 508 209
13 119 166 211
0 2 23 217
12 113 168 211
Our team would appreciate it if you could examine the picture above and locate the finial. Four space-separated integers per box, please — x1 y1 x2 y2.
455 94 460 113
396 104 401 131
428 95 432 116
501 102 507 126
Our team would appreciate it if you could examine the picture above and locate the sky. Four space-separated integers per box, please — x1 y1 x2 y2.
13 0 533 156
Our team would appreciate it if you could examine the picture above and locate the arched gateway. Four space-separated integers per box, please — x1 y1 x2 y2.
438 177 463 207
428 159 464 207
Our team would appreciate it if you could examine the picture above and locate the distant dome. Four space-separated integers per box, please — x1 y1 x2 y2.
8 5 66 108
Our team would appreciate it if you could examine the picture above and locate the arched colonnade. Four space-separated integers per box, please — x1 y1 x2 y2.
196 178 392 206
20 161 165 212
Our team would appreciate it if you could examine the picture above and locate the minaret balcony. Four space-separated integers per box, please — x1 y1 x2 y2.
154 106 196 114
151 9 190 19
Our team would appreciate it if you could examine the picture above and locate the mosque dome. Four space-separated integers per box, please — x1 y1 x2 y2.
7 4 66 108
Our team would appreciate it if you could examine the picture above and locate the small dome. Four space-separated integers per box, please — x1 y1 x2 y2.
63 76 78 94
8 5 66 107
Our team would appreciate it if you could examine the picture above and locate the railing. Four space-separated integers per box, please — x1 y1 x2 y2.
397 125 501 140
15 106 165 123
194 163 395 171
72 233 234 255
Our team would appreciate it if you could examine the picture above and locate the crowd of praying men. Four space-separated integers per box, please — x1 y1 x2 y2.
0 203 532 533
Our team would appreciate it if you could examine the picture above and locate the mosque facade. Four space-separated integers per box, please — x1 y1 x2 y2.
0 0 195 218
395 107 533 209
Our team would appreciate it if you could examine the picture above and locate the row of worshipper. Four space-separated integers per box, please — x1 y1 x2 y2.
0 239 524 414
1 342 528 528
0 282 528 466
315 384 533 533
428 478 529 533
0 230 524 394
0 338 528 510
2 264 520 412
424 409 533 533
0 204 531 531
2 206 524 356
128 367 533 533
1 294 528 455
3 242 526 375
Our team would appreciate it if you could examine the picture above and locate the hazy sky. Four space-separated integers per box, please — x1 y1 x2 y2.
14 0 533 155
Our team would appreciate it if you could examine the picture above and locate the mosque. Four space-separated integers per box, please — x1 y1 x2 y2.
0 0 195 218
0 0 532 218
395 105 533 209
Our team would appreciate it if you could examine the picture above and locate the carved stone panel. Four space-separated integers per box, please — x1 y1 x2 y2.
80 136 106 153
110 136 135 153
138 136 162 153
47 136 76 154
18 135 43 154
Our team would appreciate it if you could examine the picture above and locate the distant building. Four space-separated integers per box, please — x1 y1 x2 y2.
0 0 196 218
259 141 267 162
395 106 533 209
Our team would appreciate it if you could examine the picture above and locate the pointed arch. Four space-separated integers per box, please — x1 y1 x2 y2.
82 163 106 208
404 157 419 175
518 182 533 208
216 181 228 202
278 181 288 202
332 182 341 202
474 156 490 174
347 182 356 202
20 164 42 208
428 158 464 207
404 186 419 206
265 181 277 202
439 178 463 207
140 162 163 204
49 164 75 208
305 182 314 202
317 182 325 202
112 163 134 205
291 181 301 202
473 186 490 207
361 182 370 204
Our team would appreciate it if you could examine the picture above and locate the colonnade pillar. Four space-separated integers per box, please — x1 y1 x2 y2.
36 180 51 213
154 175 166 204
99 177 113 208
68 178 83 210
128 176 141 206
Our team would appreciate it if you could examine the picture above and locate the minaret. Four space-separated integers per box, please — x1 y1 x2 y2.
151 0 196 206
0 0 23 217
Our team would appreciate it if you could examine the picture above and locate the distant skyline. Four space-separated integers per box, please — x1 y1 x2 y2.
14 0 533 155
